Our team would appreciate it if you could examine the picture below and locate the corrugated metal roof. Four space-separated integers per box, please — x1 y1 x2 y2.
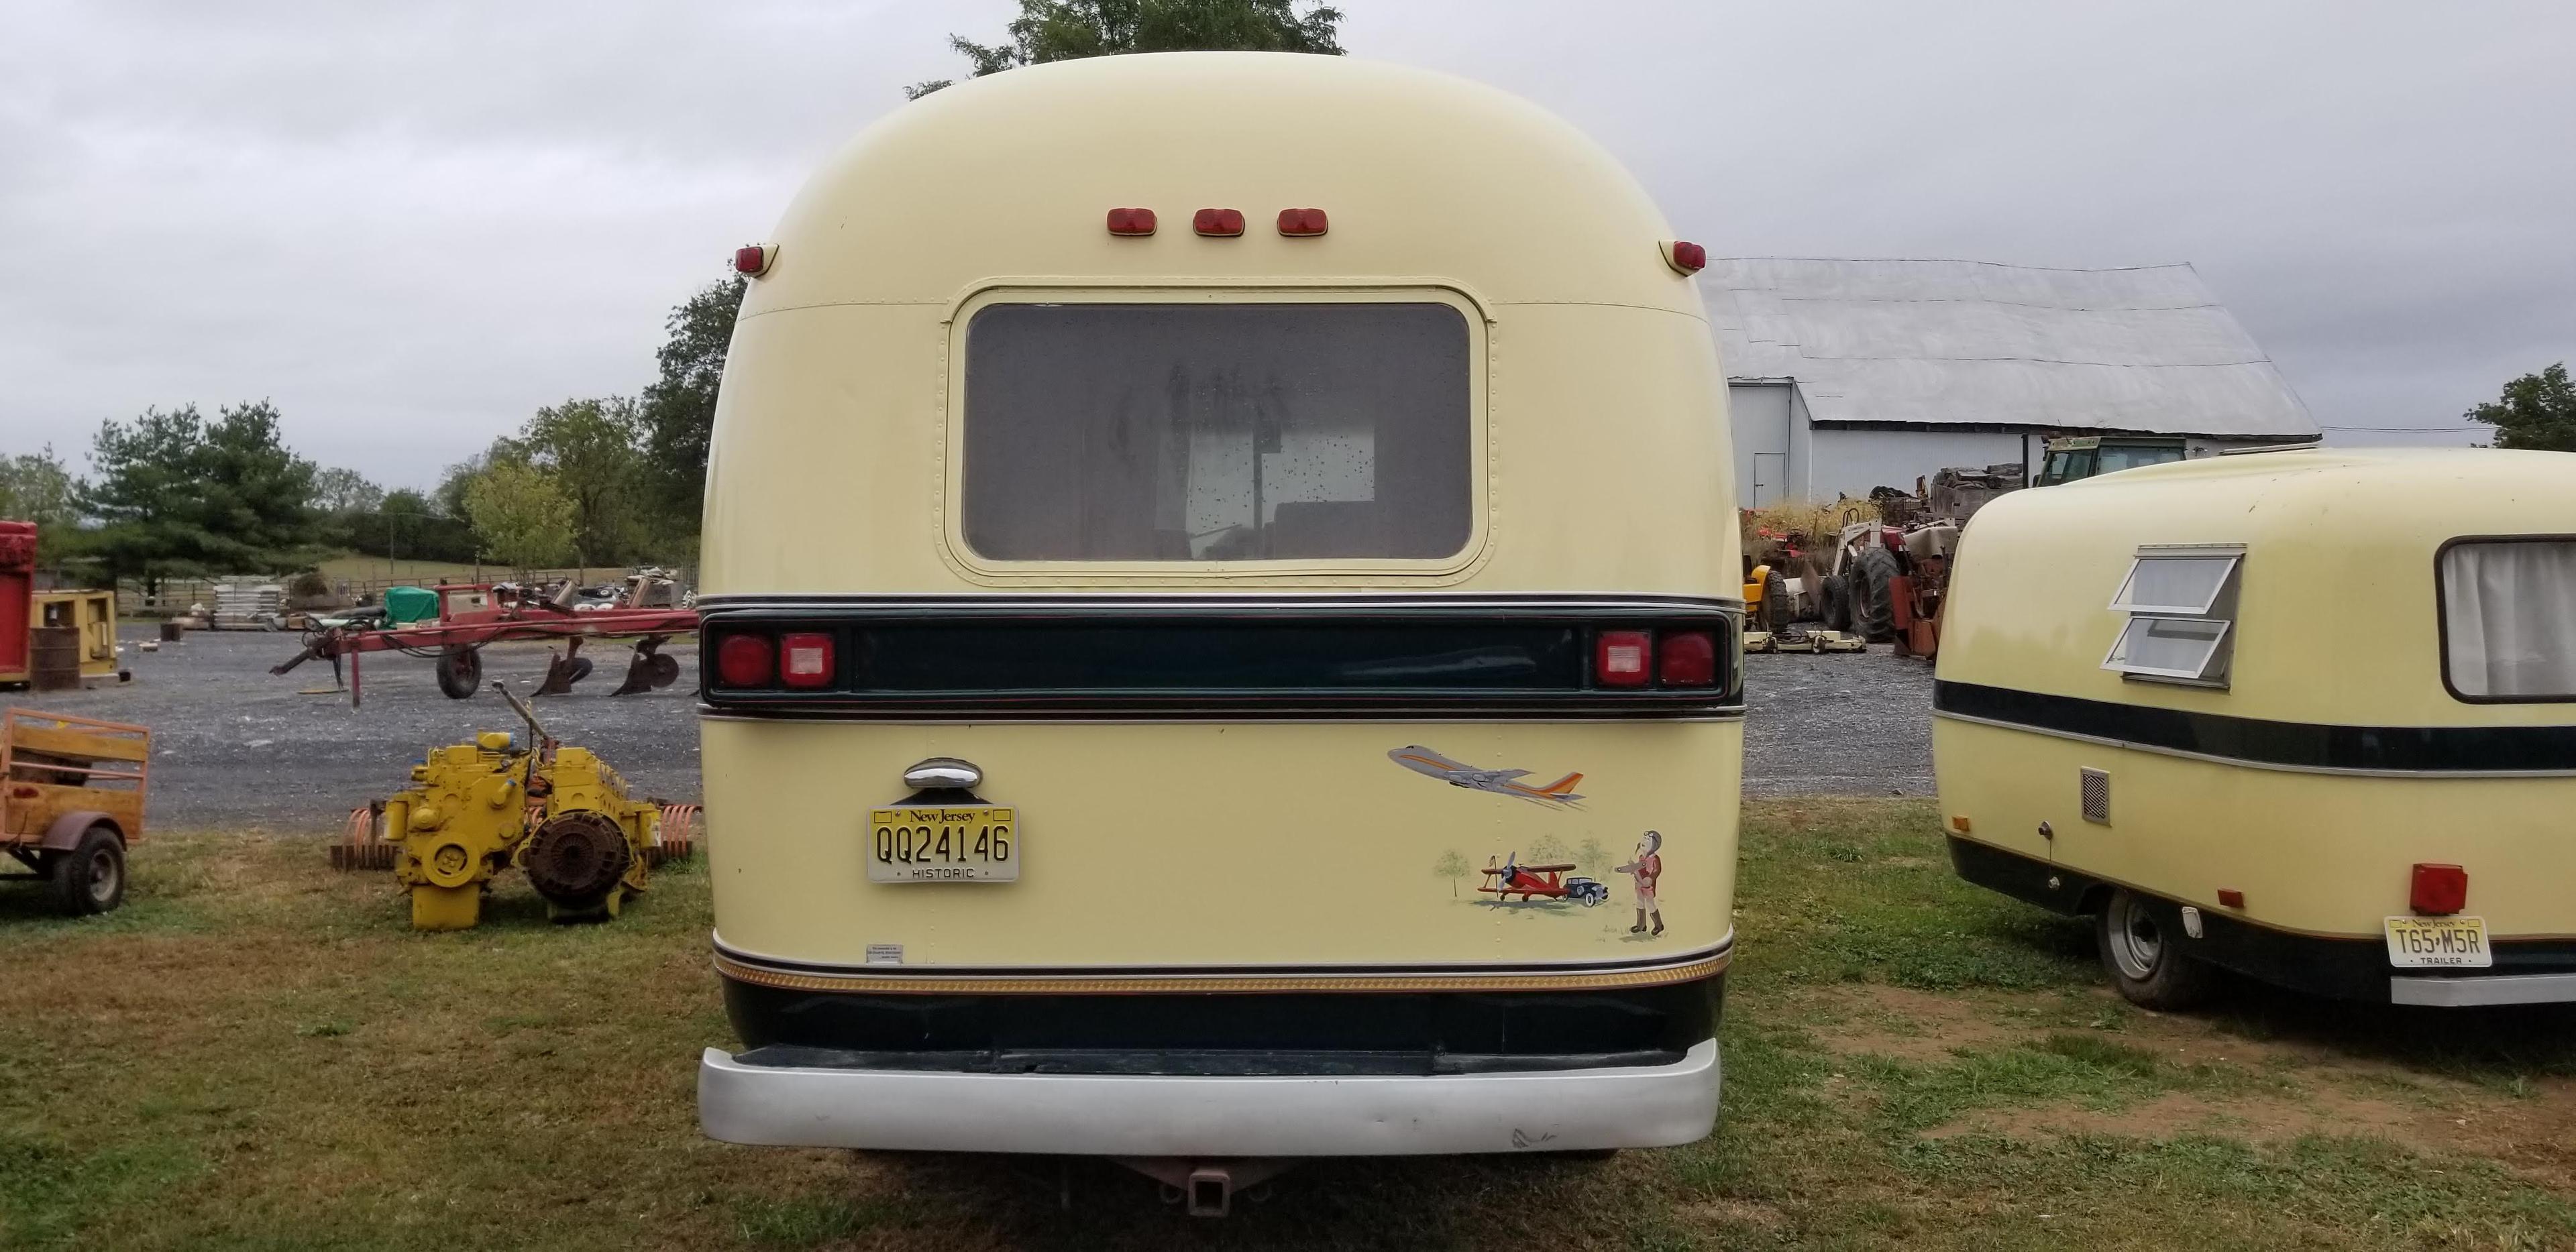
1703 258 2317 438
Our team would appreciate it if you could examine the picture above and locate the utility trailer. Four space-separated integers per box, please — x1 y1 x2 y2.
1 709 149 915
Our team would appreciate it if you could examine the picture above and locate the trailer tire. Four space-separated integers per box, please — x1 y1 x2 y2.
435 646 482 700
1819 574 1851 632
2096 888 2212 1011
1853 545 1900 642
1760 571 1789 632
49 825 126 916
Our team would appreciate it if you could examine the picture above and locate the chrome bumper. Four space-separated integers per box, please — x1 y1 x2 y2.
698 1039 1719 1156
2390 972 2576 1007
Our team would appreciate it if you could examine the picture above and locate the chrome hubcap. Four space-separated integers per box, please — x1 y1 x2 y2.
88 853 117 904
2108 895 2162 980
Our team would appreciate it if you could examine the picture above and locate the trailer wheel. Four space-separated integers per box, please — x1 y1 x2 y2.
1853 545 1900 642
1819 573 1851 632
2097 889 2212 1011
1760 571 1789 632
435 646 482 699
49 825 126 916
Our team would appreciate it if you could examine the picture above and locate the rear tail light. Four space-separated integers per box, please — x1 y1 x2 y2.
1662 240 1706 274
1658 630 1717 686
779 633 835 689
2410 863 2467 915
733 244 773 276
714 634 773 687
1193 208 1245 237
1597 630 1650 687
1106 207 1157 236
1277 208 1328 237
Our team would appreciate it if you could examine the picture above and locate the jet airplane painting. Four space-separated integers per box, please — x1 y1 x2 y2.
1388 746 1585 806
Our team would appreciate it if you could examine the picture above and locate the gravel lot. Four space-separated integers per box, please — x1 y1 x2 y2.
32 626 1932 831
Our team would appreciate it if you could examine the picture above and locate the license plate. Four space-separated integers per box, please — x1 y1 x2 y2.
2384 915 2491 968
869 806 1017 883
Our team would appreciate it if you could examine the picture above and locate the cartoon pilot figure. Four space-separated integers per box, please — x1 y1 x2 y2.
1616 830 1664 936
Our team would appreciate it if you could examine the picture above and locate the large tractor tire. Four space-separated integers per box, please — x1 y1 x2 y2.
1853 545 1900 642
49 824 126 916
1760 571 1789 632
435 646 482 700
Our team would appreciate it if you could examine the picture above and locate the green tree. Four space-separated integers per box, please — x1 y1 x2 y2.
639 276 745 532
2467 362 2576 451
906 0 1345 98
0 445 81 526
1527 835 1572 867
1433 849 1468 897
311 467 384 516
462 461 577 570
523 397 649 565
83 401 319 593
1575 837 1608 875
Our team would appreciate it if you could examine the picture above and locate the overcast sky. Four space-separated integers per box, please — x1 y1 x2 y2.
5 1 2569 488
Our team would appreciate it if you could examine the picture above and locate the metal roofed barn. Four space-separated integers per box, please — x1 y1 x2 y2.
1705 257 2320 504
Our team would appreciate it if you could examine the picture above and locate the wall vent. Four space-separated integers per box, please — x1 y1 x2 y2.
2080 768 2111 824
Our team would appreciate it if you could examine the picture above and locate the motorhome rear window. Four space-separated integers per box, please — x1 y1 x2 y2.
2440 539 2576 701
960 302 1472 561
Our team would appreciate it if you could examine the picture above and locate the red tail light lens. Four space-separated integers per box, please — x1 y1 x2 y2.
714 634 773 687
1106 207 1157 236
2410 863 2467 915
1663 240 1706 274
1597 630 1651 688
1658 630 1717 686
734 244 772 276
1193 208 1245 237
779 633 835 689
1277 208 1328 237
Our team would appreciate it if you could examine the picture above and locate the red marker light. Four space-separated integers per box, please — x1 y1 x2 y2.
1658 630 1717 687
1662 240 1705 274
734 245 773 277
714 634 773 687
2216 889 2245 909
1106 207 1157 236
1277 208 1328 237
778 632 835 689
1193 208 1246 237
2410 863 2467 916
1597 630 1651 688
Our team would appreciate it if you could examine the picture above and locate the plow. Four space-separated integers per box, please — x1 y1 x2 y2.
272 573 695 706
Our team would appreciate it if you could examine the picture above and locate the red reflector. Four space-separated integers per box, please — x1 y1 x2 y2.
2410 863 2467 915
778 633 835 689
1658 630 1717 687
1277 208 1328 237
1106 207 1157 236
1597 630 1651 688
1663 239 1706 274
714 634 773 687
2216 889 2245 909
1193 208 1245 237
733 244 771 276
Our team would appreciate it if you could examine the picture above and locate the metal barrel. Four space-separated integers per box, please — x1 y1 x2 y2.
29 626 80 691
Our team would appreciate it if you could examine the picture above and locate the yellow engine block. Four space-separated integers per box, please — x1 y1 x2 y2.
382 730 659 930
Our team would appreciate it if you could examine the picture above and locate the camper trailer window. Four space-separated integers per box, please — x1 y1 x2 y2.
2108 553 2241 616
2104 616 2233 682
2440 539 2576 701
959 302 1473 562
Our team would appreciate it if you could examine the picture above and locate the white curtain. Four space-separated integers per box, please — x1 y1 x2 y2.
2443 541 2576 698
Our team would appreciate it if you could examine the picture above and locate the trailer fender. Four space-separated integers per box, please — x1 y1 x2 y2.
40 811 121 852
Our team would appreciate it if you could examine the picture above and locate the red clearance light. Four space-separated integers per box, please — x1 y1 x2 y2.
1597 630 1651 688
1277 208 1328 237
778 632 835 689
1658 630 1717 687
1193 208 1246 237
2410 863 2467 916
714 634 773 687
1662 239 1706 274
733 244 773 277
1106 207 1157 236
2216 888 2245 909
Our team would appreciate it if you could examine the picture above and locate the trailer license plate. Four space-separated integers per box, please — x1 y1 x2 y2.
869 807 1017 883
2384 916 2490 968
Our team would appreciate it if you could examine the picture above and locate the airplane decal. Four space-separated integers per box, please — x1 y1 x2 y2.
1388 746 1585 806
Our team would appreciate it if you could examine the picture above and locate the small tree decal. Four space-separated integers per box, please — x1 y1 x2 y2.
1434 850 1470 897
1576 837 1608 874
1528 835 1573 866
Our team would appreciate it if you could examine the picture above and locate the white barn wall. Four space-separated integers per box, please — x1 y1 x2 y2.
1804 427 2029 502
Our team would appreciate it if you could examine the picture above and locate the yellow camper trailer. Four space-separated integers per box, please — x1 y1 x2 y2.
1936 448 2576 1009
690 53 1743 1196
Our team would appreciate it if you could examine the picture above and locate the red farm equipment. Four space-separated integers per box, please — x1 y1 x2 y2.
273 574 696 707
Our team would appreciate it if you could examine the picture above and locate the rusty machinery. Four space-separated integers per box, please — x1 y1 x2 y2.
272 573 696 707
336 683 696 929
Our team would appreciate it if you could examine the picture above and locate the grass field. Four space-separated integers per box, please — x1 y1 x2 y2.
4 799 2573 1249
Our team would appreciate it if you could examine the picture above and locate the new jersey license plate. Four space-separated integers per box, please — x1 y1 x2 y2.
2384 915 2491 968
869 806 1018 883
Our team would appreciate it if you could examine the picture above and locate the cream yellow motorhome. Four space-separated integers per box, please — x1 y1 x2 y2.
690 54 1743 1194
1937 448 2576 1009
